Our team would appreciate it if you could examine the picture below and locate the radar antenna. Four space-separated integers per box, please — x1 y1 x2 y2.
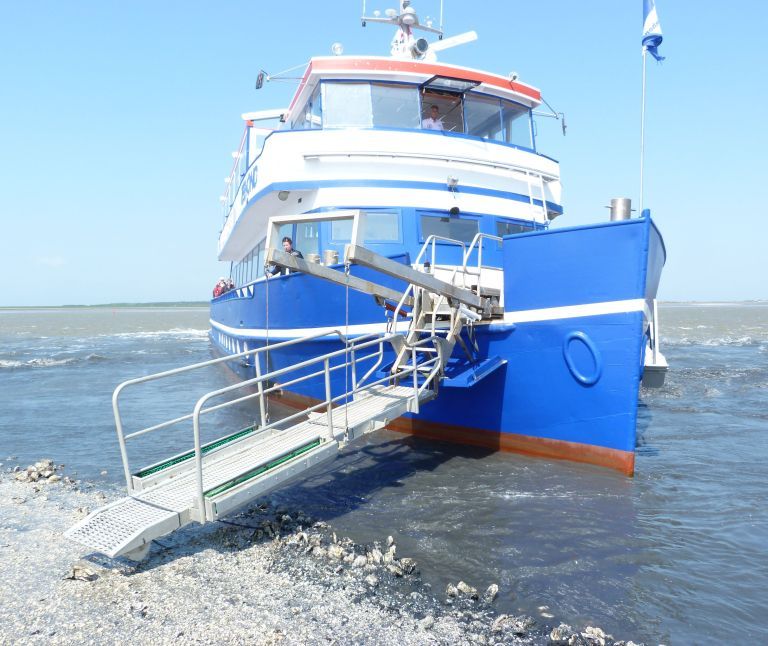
361 1 478 61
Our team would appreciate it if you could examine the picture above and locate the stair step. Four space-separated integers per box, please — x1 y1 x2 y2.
442 356 507 388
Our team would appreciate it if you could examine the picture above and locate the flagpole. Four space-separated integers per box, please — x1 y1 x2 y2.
640 45 647 214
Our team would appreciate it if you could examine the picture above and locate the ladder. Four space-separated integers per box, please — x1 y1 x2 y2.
66 243 495 561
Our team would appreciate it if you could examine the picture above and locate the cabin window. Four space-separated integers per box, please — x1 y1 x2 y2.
295 221 320 256
309 85 322 128
501 100 532 148
255 239 266 278
420 214 479 244
421 91 463 132
371 83 420 128
331 210 401 243
323 82 420 129
497 220 533 237
496 219 534 248
323 83 373 128
464 94 503 141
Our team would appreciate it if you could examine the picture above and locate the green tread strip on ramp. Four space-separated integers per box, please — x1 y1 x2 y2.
205 439 323 498
134 426 258 479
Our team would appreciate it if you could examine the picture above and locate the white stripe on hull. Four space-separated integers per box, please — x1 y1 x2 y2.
210 299 649 340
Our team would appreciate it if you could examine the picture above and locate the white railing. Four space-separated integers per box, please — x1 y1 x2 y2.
114 330 375 491
113 328 443 511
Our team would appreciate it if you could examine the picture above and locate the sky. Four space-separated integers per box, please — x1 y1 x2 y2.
1 1 766 306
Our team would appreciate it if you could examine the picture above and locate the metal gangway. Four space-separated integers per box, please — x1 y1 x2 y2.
66 230 497 561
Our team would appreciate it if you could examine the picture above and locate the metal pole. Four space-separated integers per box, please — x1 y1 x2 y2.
112 385 134 493
192 398 206 523
324 358 334 440
412 347 419 414
640 47 647 213
255 353 267 426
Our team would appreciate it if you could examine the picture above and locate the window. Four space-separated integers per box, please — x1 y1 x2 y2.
371 83 420 128
291 102 310 130
255 239 265 278
323 83 372 128
309 85 322 129
496 219 534 248
501 100 532 148
331 211 401 243
421 90 463 132
464 94 503 141
295 221 319 256
497 220 533 237
323 82 421 129
420 214 479 244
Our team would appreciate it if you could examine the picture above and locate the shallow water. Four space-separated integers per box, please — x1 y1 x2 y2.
1 303 766 643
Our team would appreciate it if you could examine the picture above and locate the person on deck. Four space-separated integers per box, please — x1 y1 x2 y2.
422 105 444 131
268 237 304 276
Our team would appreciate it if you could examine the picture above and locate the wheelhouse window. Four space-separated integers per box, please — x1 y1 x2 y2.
323 82 420 129
306 79 534 149
501 100 532 148
371 83 420 128
464 94 503 141
291 84 322 130
420 214 479 244
421 90 463 132
331 210 401 243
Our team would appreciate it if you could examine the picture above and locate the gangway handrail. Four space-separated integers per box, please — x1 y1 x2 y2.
461 232 504 293
392 234 467 325
113 329 384 490
190 338 443 520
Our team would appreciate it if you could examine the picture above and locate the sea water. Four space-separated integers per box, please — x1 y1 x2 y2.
1 303 766 643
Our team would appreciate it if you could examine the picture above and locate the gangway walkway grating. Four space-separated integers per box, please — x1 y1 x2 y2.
65 381 435 560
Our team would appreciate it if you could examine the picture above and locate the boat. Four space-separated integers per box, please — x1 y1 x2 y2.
64 2 668 560
209 1 668 476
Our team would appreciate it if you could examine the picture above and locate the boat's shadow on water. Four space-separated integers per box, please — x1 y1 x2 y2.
88 433 492 573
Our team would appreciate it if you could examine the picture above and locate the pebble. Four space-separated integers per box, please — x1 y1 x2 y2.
386 563 404 577
483 583 499 603
456 581 479 599
446 583 459 598
549 623 573 644
419 615 435 630
364 575 379 588
398 557 417 575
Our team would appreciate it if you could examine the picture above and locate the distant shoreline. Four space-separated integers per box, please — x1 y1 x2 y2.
0 302 209 310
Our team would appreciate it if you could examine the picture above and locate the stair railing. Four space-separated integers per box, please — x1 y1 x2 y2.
461 232 503 296
113 330 384 493
190 336 441 521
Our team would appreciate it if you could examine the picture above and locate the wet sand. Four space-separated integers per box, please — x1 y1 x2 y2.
0 465 627 645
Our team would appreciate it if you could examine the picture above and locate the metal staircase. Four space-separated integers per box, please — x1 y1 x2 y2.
65 234 498 561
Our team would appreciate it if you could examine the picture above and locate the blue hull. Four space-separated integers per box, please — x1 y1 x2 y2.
210 215 665 474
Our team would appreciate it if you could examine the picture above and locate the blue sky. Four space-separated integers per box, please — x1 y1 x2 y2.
1 1 765 305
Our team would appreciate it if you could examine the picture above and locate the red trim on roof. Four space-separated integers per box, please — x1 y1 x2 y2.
287 57 540 113
288 63 314 112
